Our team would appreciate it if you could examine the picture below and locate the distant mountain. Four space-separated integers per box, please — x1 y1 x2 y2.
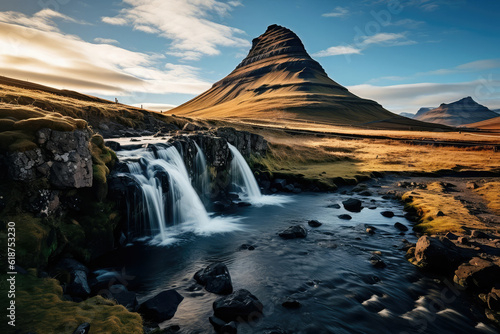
399 112 416 119
169 24 447 131
493 109 500 114
414 97 498 127
415 107 435 118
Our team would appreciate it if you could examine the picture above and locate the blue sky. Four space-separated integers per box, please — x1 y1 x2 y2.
0 0 499 113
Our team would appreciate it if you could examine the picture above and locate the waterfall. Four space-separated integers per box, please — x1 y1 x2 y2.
228 143 262 201
123 145 213 244
193 142 210 201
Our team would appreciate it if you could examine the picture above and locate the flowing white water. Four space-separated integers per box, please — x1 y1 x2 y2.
229 143 292 206
193 142 210 201
229 143 262 201
120 145 243 245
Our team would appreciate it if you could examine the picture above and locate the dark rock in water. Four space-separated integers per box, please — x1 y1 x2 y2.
106 140 121 151
338 214 352 220
138 290 184 323
72 322 90 334
272 179 287 191
342 198 362 212
292 187 302 194
195 263 233 295
279 225 307 239
237 201 252 207
209 316 227 332
394 222 408 232
213 200 231 212
445 232 459 240
470 230 490 239
282 298 301 309
284 184 295 192
370 255 387 269
263 328 287 334
239 244 256 251
308 220 322 227
221 321 238 334
162 325 181 333
328 203 341 209
454 257 500 291
213 289 264 322
228 192 240 201
414 236 465 274
381 211 394 218
103 284 138 311
359 191 372 197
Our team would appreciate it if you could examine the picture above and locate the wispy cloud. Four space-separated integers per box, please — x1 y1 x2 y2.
422 59 500 76
94 37 119 45
101 0 250 61
349 78 500 114
365 0 465 12
0 8 88 32
390 19 425 29
322 7 349 18
0 11 211 97
314 32 416 57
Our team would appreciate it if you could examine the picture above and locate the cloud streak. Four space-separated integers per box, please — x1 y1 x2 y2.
322 7 350 18
313 32 416 57
0 11 211 97
101 0 250 60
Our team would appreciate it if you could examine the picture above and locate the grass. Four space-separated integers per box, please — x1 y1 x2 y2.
401 182 484 234
475 182 500 215
0 273 143 334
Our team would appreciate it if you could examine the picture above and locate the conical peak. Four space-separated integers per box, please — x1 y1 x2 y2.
237 24 312 70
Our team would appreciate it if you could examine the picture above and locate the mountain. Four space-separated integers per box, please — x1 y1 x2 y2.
493 109 500 114
170 24 445 130
400 112 416 119
415 107 435 118
465 116 500 130
414 97 498 127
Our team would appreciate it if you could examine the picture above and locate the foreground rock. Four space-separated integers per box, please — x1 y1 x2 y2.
278 225 307 239
72 323 90 334
213 289 264 323
342 198 362 212
454 257 500 291
194 263 233 295
138 290 184 322
412 236 465 274
307 220 322 227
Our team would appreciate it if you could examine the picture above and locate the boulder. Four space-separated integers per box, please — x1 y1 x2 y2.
213 289 264 322
194 263 233 295
338 214 352 220
54 258 90 298
138 290 184 323
366 227 375 235
381 211 394 218
278 225 307 239
282 298 301 309
370 255 387 269
307 220 322 227
105 284 138 311
414 236 465 273
394 222 408 232
272 179 287 191
342 198 362 212
454 258 500 291
470 230 490 239
221 321 238 334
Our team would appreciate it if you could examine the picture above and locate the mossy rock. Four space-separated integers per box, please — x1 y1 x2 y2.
0 274 143 334
14 117 77 132
0 107 45 120
0 130 36 152
0 118 15 131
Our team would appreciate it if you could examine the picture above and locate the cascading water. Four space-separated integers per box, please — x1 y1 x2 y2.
193 142 210 203
229 143 262 201
118 144 243 245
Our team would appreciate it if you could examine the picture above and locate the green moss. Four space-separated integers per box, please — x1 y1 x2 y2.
0 274 143 334
8 138 38 152
90 134 117 201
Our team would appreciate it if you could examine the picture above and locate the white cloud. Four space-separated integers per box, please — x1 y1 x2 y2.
314 32 415 57
0 8 88 32
322 7 349 18
0 14 211 97
94 37 120 45
419 58 500 76
101 0 250 60
349 79 500 114
313 46 362 57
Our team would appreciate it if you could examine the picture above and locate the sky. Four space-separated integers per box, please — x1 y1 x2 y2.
0 0 499 114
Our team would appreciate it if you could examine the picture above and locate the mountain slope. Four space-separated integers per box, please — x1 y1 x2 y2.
414 97 498 127
170 25 445 130
465 116 500 130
